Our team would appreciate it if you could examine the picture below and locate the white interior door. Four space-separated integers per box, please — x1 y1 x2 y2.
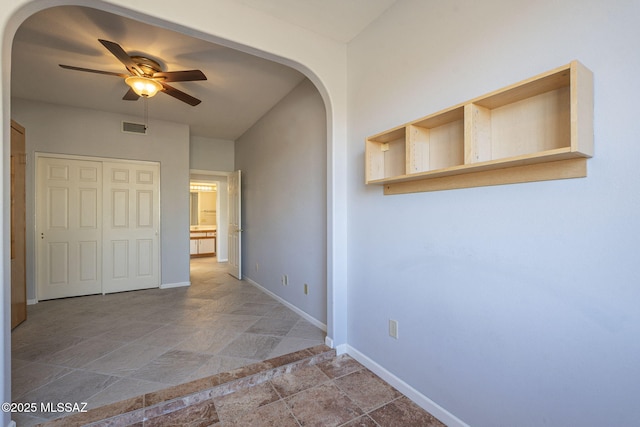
36 157 102 300
102 162 160 293
228 170 242 279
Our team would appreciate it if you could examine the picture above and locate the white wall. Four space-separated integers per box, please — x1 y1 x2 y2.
236 79 327 324
12 98 191 298
347 0 640 426
190 136 234 172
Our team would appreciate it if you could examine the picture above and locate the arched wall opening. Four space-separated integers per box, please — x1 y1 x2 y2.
1 1 348 421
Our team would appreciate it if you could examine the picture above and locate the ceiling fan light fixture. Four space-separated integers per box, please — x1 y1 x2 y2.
125 76 162 98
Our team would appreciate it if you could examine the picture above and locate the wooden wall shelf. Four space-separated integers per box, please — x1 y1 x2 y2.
365 61 593 195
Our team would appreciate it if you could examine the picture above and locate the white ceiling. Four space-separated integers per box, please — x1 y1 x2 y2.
11 1 397 140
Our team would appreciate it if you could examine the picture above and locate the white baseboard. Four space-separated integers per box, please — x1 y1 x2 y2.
335 343 348 355
345 344 469 427
244 277 326 332
160 281 190 289
325 336 334 348
27 299 38 305
217 258 228 262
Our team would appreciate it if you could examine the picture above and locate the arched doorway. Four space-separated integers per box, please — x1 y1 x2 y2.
2 2 347 422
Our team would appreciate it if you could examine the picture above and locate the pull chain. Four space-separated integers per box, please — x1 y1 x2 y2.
144 97 149 132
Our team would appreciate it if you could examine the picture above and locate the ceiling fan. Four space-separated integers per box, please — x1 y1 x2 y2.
59 39 207 106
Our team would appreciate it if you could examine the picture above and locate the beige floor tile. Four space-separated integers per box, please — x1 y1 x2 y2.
203 313 261 332
95 321 164 342
131 350 211 384
11 357 31 370
134 324 197 348
86 377 167 409
334 369 402 412
285 382 363 427
9 412 49 427
287 319 326 341
65 317 131 338
341 415 381 426
187 355 257 380
12 334 85 363
12 362 73 399
219 333 282 360
368 396 446 427
82 343 168 377
145 399 219 427
223 400 298 427
178 327 240 354
270 364 330 398
246 317 297 337
229 302 278 316
268 336 325 359
264 305 302 320
316 353 365 379
39 338 126 368
17 370 120 419
214 381 280 422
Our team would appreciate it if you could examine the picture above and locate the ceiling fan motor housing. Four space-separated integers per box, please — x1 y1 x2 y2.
130 56 163 77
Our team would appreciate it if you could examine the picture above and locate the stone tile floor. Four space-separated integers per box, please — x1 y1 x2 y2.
11 257 325 426
11 257 445 426
186 353 446 427
36 348 446 427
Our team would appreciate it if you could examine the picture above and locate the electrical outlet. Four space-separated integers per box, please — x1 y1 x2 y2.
304 283 308 295
282 275 288 286
389 319 398 339
255 263 259 271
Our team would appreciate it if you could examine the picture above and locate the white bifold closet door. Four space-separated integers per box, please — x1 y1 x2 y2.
102 161 160 294
36 156 160 300
37 157 103 300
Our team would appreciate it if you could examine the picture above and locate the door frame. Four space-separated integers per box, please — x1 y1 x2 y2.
189 169 231 262
11 120 27 328
227 170 241 279
34 152 162 301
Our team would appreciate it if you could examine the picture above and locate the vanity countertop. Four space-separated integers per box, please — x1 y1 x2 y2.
190 226 216 232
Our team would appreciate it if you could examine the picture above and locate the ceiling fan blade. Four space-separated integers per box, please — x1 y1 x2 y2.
123 88 140 101
161 82 201 106
98 39 143 76
152 70 207 82
59 64 129 78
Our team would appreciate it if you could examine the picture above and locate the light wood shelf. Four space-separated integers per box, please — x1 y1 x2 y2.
365 61 593 195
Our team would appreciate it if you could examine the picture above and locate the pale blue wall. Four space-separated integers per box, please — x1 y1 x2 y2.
235 79 327 324
190 136 234 172
346 0 640 425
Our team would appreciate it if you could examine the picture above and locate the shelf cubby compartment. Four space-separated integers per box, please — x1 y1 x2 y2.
365 126 406 183
408 106 465 174
365 60 593 195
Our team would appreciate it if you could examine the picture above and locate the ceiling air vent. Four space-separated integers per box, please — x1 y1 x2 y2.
122 121 147 135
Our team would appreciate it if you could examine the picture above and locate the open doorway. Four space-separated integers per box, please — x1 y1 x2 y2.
189 181 218 259
189 172 230 266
